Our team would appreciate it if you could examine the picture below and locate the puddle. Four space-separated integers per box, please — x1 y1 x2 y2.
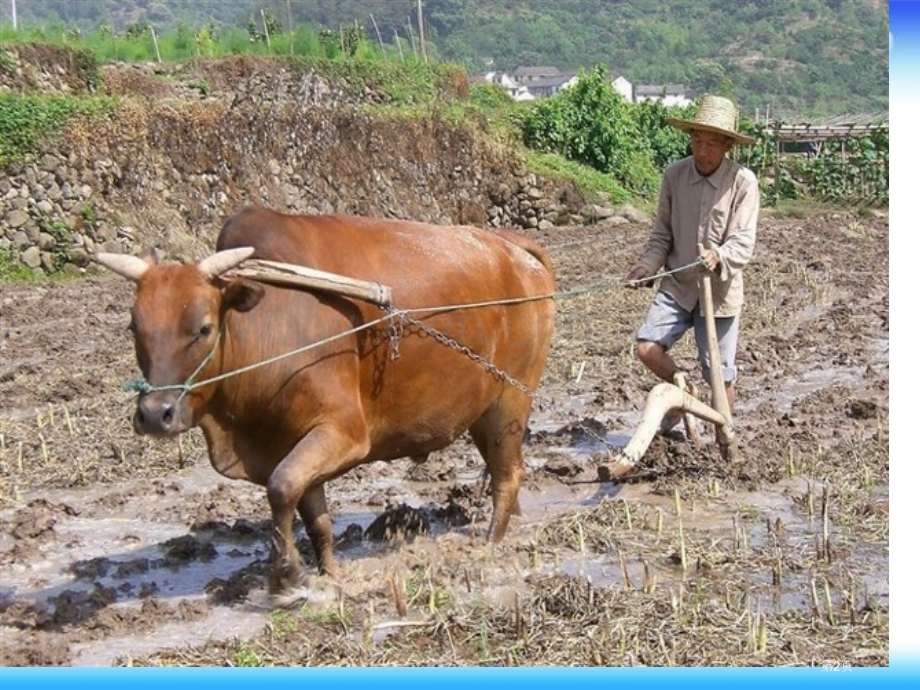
70 602 270 666
775 366 864 407
505 474 887 616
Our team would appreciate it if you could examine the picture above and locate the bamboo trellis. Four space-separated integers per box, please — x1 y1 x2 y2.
766 112 888 204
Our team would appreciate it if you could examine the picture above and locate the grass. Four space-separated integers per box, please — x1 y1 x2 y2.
232 641 263 667
524 151 636 206
1 24 344 65
0 247 42 283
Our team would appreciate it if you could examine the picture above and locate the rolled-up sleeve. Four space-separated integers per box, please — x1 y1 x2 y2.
715 169 759 282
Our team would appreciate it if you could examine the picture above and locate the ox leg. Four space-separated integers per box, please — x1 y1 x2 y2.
266 424 368 593
267 512 307 594
296 485 339 578
470 394 530 542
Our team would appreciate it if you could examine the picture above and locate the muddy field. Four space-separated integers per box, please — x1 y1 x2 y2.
0 211 888 667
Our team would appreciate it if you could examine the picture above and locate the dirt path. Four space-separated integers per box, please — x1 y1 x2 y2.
0 212 889 666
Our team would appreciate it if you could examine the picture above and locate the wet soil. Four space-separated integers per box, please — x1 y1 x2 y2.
0 212 889 666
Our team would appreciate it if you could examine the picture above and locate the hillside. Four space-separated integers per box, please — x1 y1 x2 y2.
1 0 889 119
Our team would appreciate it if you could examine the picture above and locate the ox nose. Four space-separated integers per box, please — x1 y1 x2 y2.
134 393 182 436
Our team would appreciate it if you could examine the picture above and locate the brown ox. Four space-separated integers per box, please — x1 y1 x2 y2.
95 206 555 594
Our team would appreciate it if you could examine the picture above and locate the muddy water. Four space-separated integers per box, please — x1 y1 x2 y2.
0 437 605 665
1 404 888 666
519 475 888 615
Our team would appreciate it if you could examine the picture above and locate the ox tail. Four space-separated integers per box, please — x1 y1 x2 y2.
494 228 554 276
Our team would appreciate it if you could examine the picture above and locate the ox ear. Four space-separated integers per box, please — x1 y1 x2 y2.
220 278 265 314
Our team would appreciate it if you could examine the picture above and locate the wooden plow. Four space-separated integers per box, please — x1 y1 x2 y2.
597 245 737 481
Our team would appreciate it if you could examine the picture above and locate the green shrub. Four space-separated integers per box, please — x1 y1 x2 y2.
0 93 118 165
633 99 692 169
469 83 514 111
518 65 661 199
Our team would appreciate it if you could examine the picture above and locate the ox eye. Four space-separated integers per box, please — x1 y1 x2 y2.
199 323 214 338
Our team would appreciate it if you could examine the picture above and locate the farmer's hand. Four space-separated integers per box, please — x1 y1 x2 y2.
625 266 653 289
699 249 721 272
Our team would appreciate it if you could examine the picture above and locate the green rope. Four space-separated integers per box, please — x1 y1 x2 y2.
392 258 705 315
122 329 224 397
120 258 704 395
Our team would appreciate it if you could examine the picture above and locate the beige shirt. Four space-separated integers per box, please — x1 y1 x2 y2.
639 155 760 317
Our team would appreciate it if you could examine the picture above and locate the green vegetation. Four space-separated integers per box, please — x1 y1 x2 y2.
735 123 889 205
315 58 466 106
524 153 632 207
519 66 690 199
0 14 400 65
0 0 888 119
518 68 887 206
0 92 118 166
0 2 888 282
0 247 41 282
232 641 263 667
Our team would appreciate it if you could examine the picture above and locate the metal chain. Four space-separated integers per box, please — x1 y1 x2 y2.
384 306 535 397
386 307 405 361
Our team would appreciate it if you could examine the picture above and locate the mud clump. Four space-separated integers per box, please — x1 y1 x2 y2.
205 564 266 605
162 535 218 566
846 399 879 420
364 503 430 542
11 499 78 540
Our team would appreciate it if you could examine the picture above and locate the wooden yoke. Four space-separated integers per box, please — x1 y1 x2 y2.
229 259 393 307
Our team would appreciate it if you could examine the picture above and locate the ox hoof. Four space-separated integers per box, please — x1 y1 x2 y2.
269 586 312 610
267 577 337 611
268 563 309 596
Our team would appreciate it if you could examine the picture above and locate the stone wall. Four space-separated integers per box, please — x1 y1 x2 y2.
0 55 650 275
0 43 98 95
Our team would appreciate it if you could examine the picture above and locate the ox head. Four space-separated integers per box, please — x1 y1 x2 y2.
94 247 264 437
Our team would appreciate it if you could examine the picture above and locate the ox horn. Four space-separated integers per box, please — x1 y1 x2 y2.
93 252 151 282
198 247 255 279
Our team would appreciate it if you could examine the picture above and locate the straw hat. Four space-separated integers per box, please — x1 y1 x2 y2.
667 94 756 146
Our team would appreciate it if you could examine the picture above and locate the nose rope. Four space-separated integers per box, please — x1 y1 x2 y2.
122 329 224 399
121 312 400 396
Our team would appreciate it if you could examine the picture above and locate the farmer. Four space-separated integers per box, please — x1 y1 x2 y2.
624 94 760 435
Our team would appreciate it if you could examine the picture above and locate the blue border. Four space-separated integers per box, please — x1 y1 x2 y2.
0 668 915 686
891 0 911 677
0 0 901 684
